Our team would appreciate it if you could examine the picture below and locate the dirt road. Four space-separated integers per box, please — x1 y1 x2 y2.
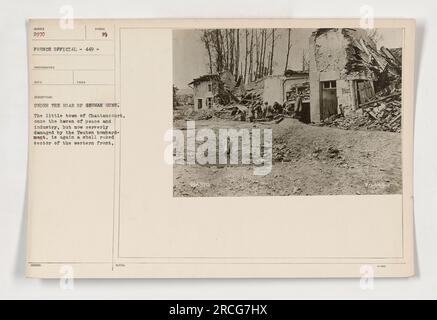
173 118 401 196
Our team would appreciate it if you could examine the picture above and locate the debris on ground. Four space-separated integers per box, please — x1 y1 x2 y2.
285 82 310 102
239 79 264 108
174 118 402 196
185 108 214 121
317 89 402 133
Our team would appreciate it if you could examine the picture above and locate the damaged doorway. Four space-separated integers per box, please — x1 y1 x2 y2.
301 102 311 123
297 86 311 123
321 80 338 120
356 80 374 105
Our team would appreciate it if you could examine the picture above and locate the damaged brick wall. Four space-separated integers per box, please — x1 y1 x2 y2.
313 29 349 74
309 28 377 122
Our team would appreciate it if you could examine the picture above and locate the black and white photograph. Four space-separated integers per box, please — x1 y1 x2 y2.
4 0 437 300
173 27 403 197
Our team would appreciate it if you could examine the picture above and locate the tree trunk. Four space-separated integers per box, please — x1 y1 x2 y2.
258 30 264 79
235 29 240 80
225 30 229 70
284 29 292 73
269 28 275 75
248 29 254 82
214 29 224 72
201 31 213 74
243 29 248 83
255 30 260 80
261 30 267 78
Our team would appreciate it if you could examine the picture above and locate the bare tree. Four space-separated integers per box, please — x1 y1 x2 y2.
234 29 240 80
229 29 234 72
243 29 248 83
201 31 213 74
225 30 230 69
254 30 260 80
200 28 278 81
260 29 267 78
284 29 292 73
212 29 224 72
248 29 254 82
269 28 275 75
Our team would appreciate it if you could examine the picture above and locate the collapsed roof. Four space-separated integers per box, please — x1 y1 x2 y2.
341 29 401 79
188 74 220 86
312 28 402 82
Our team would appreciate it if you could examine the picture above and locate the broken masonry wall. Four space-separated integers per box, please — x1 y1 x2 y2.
313 30 349 74
284 78 310 102
309 29 376 122
309 33 321 122
263 75 310 106
309 29 351 122
336 79 353 111
263 76 284 106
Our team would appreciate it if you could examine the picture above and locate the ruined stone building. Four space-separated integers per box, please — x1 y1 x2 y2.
188 28 400 123
308 28 379 122
263 71 309 105
262 71 310 122
189 74 220 110
257 29 388 123
189 70 237 111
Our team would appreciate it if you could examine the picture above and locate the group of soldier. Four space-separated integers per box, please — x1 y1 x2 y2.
243 93 304 122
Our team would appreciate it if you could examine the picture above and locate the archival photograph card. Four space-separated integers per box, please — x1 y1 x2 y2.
26 19 415 278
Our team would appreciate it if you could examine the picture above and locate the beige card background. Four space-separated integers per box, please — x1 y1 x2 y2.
26 19 415 278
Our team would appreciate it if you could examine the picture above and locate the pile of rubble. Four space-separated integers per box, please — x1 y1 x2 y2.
178 108 214 121
320 89 402 133
359 90 402 132
286 82 310 102
272 141 300 162
342 28 402 90
213 104 246 120
238 79 264 109
214 82 262 121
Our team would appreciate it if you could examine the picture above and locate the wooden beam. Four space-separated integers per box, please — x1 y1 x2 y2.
358 92 401 109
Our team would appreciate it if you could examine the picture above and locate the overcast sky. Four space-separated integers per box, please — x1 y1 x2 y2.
173 28 403 90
